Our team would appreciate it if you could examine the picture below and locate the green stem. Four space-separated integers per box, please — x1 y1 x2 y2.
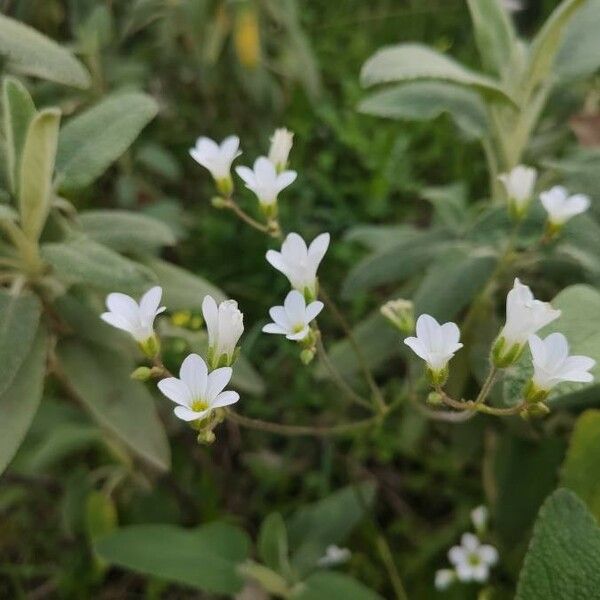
315 328 373 411
225 409 380 437
473 366 499 406
319 285 387 414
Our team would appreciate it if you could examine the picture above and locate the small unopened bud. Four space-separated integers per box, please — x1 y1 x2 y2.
130 366 152 381
380 299 414 334
211 196 228 209
197 429 216 445
523 401 550 419
300 348 315 365
426 391 443 406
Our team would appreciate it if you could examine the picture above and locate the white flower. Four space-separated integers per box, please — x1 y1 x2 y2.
448 533 498 584
404 314 463 373
317 545 351 568
268 128 294 172
498 165 537 214
202 296 244 368
266 232 330 299
471 506 488 532
101 286 165 344
434 569 455 591
540 186 590 226
528 333 595 392
262 290 323 341
189 135 241 182
235 157 297 206
499 279 561 349
158 353 239 422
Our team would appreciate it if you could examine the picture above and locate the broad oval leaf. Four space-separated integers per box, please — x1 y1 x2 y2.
0 14 90 88
0 327 47 475
561 410 600 521
258 513 290 574
342 228 452 298
360 43 515 104
358 81 488 138
19 108 61 241
466 0 517 78
95 522 250 594
0 289 41 396
516 488 600 600
42 236 157 294
146 257 226 309
58 339 170 471
2 77 36 195
78 210 176 253
287 482 375 576
523 0 587 94
293 572 383 600
555 0 600 81
56 92 158 193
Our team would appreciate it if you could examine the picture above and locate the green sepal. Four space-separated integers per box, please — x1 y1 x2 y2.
426 365 448 387
215 176 233 197
492 336 524 368
138 334 160 358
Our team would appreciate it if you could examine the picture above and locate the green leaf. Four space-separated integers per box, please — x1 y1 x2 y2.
287 482 375 576
555 0 600 81
146 257 226 309
344 224 415 252
95 522 250 594
58 339 170 471
493 434 565 546
0 328 47 475
86 491 118 542
0 14 90 88
341 228 451 298
515 488 600 600
293 572 383 600
360 43 515 104
466 0 518 78
18 108 61 241
524 0 588 93
358 81 488 138
55 92 158 193
561 410 600 521
258 513 290 575
78 210 176 253
0 289 41 397
42 236 157 294
2 77 36 195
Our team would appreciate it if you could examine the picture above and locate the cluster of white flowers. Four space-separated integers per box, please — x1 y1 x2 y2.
435 506 498 591
498 165 590 229
189 128 296 217
101 286 243 430
404 279 595 398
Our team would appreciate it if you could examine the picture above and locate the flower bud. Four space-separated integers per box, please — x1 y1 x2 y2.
380 299 414 333
300 348 316 365
130 366 153 381
268 128 294 173
211 196 228 209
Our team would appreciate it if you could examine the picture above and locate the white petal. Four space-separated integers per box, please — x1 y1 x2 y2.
254 156 277 181
266 250 287 274
305 300 324 322
448 546 466 567
139 286 163 317
404 337 429 363
528 334 546 365
415 314 441 350
100 312 133 334
269 305 290 328
284 290 306 323
471 563 489 582
440 321 461 348
283 233 308 261
158 377 193 407
211 390 240 408
206 367 233 402
179 354 208 400
106 292 140 322
220 135 240 161
202 295 219 338
308 232 330 266
461 533 480 552
479 545 499 565
262 323 289 335
235 165 256 186
174 406 206 422
275 170 297 192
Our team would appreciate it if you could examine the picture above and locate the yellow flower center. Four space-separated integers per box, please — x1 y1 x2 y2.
292 323 305 333
468 553 481 566
191 400 209 412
